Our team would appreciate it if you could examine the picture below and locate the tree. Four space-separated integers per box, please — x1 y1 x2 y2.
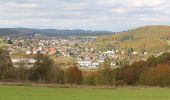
51 65 64 84
2 67 18 80
122 61 146 85
127 48 134 55
64 64 82 84
95 58 115 85
29 54 53 82
139 64 170 87
95 67 115 85
84 72 96 86
0 48 13 78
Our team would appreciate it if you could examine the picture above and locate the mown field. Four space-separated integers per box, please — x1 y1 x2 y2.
0 85 170 100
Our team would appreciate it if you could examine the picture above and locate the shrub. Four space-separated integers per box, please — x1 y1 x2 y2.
83 72 96 86
2 67 30 81
2 67 18 80
115 80 125 87
64 65 82 84
95 67 115 85
0 48 13 78
51 65 64 84
121 61 145 85
139 64 170 87
29 54 54 82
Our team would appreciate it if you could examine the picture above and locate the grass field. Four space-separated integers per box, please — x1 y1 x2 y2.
0 85 170 100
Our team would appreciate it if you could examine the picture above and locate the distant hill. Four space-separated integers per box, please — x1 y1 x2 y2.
0 28 114 37
94 25 170 53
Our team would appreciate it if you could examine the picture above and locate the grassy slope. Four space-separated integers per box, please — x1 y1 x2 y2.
50 56 77 69
167 40 170 46
0 38 8 47
51 56 77 64
0 85 170 100
95 25 170 52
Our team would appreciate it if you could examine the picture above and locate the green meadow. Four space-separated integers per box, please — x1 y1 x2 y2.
0 85 170 100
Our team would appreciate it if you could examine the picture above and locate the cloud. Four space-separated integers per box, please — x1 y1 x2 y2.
0 1 38 9
127 0 167 8
0 0 169 31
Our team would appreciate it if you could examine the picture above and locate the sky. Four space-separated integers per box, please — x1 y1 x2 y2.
0 0 170 31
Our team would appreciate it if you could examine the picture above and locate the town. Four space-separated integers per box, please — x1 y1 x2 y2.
1 33 167 70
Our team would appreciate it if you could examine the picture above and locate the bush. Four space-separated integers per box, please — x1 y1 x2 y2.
64 65 82 84
2 67 18 80
29 54 54 82
51 65 64 84
0 48 13 78
115 80 125 87
95 67 115 85
139 64 170 87
2 67 30 81
117 61 145 85
95 58 115 85
83 72 96 86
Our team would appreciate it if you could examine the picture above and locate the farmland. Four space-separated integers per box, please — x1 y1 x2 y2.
0 85 170 100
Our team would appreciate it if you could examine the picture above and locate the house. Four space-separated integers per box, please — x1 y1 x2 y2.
91 62 100 68
49 47 57 55
78 60 92 67
33 50 38 54
26 50 32 55
12 58 36 68
132 51 138 55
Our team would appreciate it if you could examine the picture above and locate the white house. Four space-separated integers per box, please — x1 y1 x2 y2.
78 60 92 67
26 50 32 55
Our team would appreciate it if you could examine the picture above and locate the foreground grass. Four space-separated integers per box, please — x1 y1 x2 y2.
0 85 170 100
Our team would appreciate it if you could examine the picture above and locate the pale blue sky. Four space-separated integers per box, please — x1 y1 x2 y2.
0 0 170 31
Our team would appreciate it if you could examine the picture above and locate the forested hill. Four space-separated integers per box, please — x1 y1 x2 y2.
0 28 114 37
95 25 170 52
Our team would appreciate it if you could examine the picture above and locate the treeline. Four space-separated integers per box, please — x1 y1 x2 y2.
0 48 82 84
0 48 170 87
0 28 113 37
81 54 170 87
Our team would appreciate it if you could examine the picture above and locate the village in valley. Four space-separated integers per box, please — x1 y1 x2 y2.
1 33 164 70
1 0 170 99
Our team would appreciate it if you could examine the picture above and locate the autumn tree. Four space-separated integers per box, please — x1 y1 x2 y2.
139 64 170 87
64 64 82 84
115 61 146 85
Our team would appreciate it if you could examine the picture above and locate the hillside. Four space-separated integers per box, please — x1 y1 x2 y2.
0 38 9 47
0 28 114 37
93 25 170 52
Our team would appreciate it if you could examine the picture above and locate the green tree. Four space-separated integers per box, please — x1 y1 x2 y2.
51 65 64 84
0 48 13 78
29 54 53 82
95 58 115 85
84 72 96 86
